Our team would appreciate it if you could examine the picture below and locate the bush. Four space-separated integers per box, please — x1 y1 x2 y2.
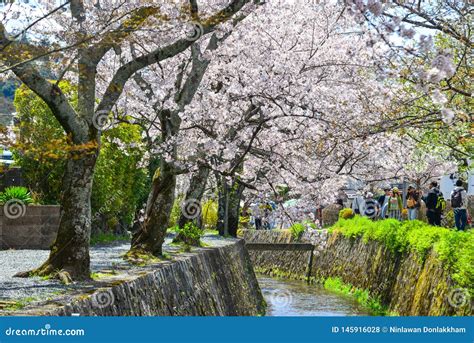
339 208 355 219
173 222 203 246
0 186 33 205
289 222 305 240
329 216 474 292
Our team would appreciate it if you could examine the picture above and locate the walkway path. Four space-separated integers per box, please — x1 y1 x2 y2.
0 234 234 302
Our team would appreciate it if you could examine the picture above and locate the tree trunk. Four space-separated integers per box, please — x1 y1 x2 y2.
227 181 245 237
18 153 98 281
177 166 210 230
130 160 176 256
217 176 226 236
217 177 245 237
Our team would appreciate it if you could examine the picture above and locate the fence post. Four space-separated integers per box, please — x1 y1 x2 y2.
306 246 314 284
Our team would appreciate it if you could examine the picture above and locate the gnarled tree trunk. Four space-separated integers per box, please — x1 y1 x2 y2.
131 160 176 256
129 109 180 256
177 166 210 229
17 152 98 281
217 176 245 237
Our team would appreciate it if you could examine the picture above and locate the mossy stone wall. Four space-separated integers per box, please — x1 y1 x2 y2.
242 229 471 316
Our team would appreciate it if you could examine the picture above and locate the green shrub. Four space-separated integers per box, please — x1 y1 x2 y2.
173 222 203 246
0 186 33 205
303 219 317 230
289 222 305 240
339 208 355 219
329 216 474 292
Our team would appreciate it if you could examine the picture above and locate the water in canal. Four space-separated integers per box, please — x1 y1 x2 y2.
258 275 369 316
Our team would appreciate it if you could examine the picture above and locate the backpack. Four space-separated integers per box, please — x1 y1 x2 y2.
451 189 463 208
435 193 446 213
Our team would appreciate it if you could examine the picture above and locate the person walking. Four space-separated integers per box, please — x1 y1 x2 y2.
351 191 365 215
451 180 469 231
387 187 403 220
423 181 444 226
252 203 262 230
378 188 390 219
406 186 421 220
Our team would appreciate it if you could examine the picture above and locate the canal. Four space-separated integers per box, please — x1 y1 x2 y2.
258 275 369 316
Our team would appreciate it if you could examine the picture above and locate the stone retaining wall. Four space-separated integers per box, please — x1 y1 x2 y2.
241 229 471 316
0 205 60 250
2 239 265 316
314 233 471 316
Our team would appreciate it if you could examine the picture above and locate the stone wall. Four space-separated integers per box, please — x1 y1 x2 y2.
0 205 60 250
3 239 265 316
241 229 471 316
313 233 471 316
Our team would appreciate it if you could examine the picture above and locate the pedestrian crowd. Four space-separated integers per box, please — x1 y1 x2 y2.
351 180 470 231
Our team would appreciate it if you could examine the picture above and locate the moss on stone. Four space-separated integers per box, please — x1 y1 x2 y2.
1 297 37 311
323 277 393 316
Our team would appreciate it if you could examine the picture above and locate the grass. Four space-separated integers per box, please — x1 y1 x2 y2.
123 249 171 267
90 232 130 246
329 216 474 292
90 271 118 280
289 222 305 240
323 277 392 316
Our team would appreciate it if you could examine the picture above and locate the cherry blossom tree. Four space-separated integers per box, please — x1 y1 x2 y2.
0 0 254 280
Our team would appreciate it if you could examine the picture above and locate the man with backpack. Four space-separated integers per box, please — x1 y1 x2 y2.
451 180 469 231
423 181 444 226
